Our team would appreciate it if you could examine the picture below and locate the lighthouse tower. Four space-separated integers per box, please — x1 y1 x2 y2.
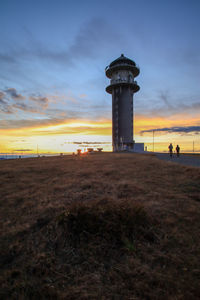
105 54 140 152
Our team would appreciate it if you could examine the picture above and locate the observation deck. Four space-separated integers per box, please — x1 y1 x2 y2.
106 79 140 94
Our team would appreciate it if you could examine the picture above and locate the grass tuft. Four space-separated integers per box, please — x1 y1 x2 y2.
58 199 157 249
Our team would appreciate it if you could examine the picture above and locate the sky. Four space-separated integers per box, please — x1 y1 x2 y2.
0 0 200 154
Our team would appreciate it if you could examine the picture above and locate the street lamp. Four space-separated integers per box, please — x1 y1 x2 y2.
153 130 155 152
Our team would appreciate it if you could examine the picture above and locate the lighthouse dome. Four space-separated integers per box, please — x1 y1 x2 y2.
109 54 136 68
105 54 139 78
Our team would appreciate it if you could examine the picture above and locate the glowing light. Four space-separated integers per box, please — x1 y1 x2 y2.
32 121 111 132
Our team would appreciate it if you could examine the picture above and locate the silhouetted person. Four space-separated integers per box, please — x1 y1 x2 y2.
176 145 180 157
168 143 173 158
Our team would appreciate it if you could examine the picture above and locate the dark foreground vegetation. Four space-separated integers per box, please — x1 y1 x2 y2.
0 153 200 299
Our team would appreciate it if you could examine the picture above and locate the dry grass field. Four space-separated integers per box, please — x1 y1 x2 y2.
0 153 200 299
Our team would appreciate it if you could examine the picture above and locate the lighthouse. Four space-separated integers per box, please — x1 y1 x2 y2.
105 54 140 152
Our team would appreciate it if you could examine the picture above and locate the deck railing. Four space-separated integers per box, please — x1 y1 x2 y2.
105 63 140 72
110 78 138 85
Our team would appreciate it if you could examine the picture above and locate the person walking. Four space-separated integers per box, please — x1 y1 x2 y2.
176 145 180 157
168 143 173 158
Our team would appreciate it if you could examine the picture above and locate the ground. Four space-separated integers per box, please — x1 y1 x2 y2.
155 152 200 168
0 153 200 299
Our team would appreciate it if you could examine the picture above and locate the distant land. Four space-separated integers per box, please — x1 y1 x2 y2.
0 153 200 299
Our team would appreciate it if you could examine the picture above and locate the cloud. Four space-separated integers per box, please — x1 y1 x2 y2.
0 117 69 130
0 17 122 69
5 88 25 100
0 91 5 101
0 117 112 137
29 95 49 108
142 90 200 118
150 102 200 118
67 18 121 61
0 105 13 114
159 91 173 110
1 87 99 119
0 91 13 114
0 98 7 105
72 141 111 145
0 88 51 114
14 149 32 152
141 126 200 134
13 103 41 113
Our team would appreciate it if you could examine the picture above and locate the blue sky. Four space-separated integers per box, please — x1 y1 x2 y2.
0 0 200 153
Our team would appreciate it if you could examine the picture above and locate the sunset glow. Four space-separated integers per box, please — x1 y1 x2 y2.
0 114 199 154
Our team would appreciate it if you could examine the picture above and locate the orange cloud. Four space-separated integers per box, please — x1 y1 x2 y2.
135 113 200 135
0 119 112 137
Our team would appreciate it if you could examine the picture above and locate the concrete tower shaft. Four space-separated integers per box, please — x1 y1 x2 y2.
105 54 140 152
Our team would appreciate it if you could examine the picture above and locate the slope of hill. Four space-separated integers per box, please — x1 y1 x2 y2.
0 153 200 299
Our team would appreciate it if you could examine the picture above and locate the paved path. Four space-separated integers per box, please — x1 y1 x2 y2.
155 153 200 168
